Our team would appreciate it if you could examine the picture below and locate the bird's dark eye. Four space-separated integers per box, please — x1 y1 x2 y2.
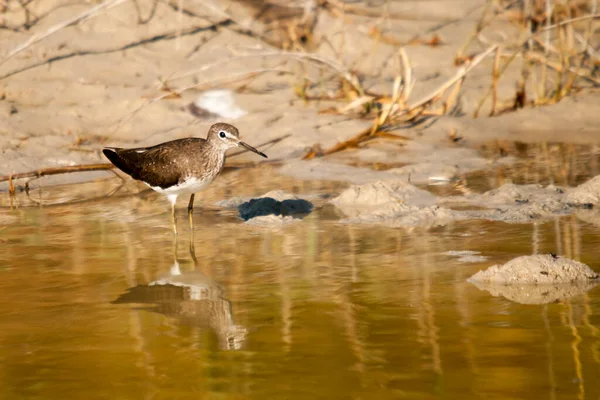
219 131 226 138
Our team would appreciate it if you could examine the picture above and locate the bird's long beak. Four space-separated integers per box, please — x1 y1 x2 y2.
239 141 268 158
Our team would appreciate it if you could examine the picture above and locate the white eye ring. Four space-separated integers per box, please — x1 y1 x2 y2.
219 131 226 138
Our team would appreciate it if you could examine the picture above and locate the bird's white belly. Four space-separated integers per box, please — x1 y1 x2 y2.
148 177 213 196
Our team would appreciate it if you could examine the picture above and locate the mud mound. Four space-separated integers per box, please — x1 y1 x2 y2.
330 180 455 227
441 183 571 223
331 180 435 216
566 175 600 206
469 254 599 284
477 184 563 205
349 206 455 228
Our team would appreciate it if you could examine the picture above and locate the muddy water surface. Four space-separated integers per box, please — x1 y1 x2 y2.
2 162 600 399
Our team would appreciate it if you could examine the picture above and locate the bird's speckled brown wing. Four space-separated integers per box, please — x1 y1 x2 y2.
103 138 205 189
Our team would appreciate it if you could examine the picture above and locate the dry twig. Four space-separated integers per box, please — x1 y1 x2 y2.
409 45 498 113
490 45 502 116
0 0 128 69
0 163 115 184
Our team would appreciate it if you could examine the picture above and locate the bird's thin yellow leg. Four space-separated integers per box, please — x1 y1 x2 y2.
186 196 197 270
188 193 195 233
188 194 195 214
168 195 178 235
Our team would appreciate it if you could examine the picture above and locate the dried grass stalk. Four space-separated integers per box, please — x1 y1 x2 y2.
0 0 128 69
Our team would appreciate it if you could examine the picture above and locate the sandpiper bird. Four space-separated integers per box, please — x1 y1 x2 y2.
102 122 267 224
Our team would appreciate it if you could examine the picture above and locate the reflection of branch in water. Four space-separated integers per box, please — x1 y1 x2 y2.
112 230 246 350
278 251 292 353
583 294 600 364
118 216 158 383
338 288 367 376
563 219 573 260
423 264 442 375
565 301 585 400
532 222 539 255
413 249 443 374
454 270 479 376
347 225 358 283
554 218 563 256
571 217 581 262
542 305 557 400
340 225 367 378
22 176 126 208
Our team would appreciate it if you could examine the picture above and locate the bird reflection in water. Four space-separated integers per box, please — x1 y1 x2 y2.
113 223 246 350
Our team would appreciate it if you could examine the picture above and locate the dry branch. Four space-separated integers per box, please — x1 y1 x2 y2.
307 126 409 158
399 48 413 100
0 0 129 69
406 45 498 114
323 0 464 21
0 163 115 183
303 44 497 158
528 52 600 85
490 45 502 116
472 11 600 115
530 13 600 37
169 50 363 94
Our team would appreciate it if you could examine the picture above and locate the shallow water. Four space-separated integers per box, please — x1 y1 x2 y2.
2 161 600 399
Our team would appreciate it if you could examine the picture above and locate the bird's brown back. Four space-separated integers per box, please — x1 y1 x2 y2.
103 138 225 189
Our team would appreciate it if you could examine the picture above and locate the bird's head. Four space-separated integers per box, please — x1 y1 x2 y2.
207 123 267 158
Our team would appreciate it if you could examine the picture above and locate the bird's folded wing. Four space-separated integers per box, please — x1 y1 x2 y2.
103 146 182 189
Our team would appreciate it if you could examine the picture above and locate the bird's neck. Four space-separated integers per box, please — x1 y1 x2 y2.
202 147 226 178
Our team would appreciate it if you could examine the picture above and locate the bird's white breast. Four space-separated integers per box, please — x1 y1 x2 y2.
148 176 213 196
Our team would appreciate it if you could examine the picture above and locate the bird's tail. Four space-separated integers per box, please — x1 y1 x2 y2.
103 148 135 176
